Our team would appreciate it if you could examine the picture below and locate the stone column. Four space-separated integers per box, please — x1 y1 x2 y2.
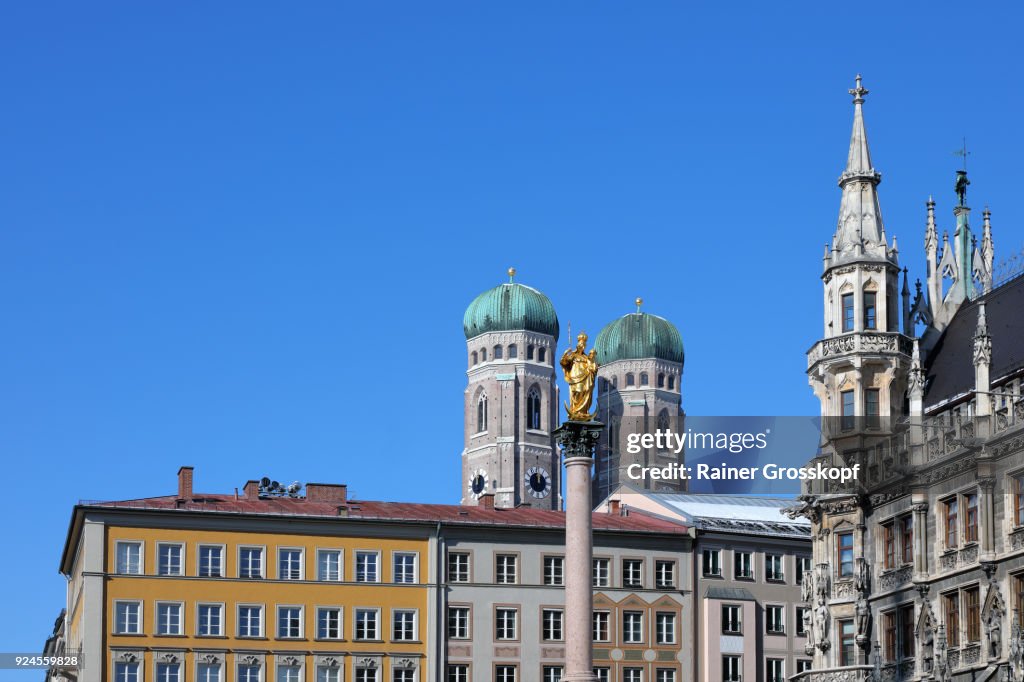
555 420 604 682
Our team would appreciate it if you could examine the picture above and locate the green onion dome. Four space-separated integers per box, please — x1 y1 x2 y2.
463 275 559 340
595 310 684 365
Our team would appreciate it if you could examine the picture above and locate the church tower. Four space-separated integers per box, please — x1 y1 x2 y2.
593 299 685 502
808 75 912 436
461 269 561 509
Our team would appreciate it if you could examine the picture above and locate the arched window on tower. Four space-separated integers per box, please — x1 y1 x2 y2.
477 395 488 433
657 373 665 388
493 345 503 360
527 345 535 360
471 351 478 366
640 372 649 386
508 344 517 359
657 409 670 436
626 373 635 387
527 387 542 430
481 348 487 362
668 375 675 390
612 376 618 388
538 347 546 363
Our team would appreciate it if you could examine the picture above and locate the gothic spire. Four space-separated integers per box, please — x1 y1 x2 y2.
831 75 893 266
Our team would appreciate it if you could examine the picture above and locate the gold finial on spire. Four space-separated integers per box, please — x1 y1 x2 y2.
635 297 643 313
849 74 868 104
507 267 516 282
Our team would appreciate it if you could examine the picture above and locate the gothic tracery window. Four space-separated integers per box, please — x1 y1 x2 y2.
477 395 488 433
527 387 542 431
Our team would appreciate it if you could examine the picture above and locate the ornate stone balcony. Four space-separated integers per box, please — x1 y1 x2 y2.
807 332 912 369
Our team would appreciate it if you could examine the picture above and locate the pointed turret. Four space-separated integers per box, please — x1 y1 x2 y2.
831 75 893 265
981 208 994 293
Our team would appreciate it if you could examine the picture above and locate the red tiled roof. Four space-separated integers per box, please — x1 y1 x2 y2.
83 494 689 534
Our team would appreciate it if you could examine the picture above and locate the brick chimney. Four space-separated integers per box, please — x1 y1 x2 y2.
243 480 260 499
305 483 347 504
478 492 495 510
608 499 620 515
177 466 194 501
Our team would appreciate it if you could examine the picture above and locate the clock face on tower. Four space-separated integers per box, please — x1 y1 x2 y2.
468 469 489 499
525 466 552 499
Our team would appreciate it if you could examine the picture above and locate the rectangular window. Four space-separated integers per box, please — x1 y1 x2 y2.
900 516 914 564
392 671 415 682
447 665 469 682
116 541 143 575
197 603 223 636
393 609 417 641
767 658 785 682
1016 575 1024 632
765 554 784 582
448 551 470 583
841 390 855 430
394 552 417 584
965 493 979 543
317 667 341 682
495 608 518 640
796 607 809 636
656 612 676 644
722 605 741 634
278 666 302 682
238 605 263 637
155 665 181 682
966 586 981 642
543 666 562 682
238 665 261 682
883 611 897 662
544 556 565 586
496 554 518 584
198 545 223 578
624 669 643 682
796 660 812 674
863 292 877 330
944 498 959 548
356 551 379 582
197 663 221 682
797 556 812 586
114 601 142 634
279 548 303 580
156 602 182 635
838 532 854 577
355 608 379 640
899 604 915 659
594 668 610 682
239 547 263 579
944 592 960 647
883 522 896 569
723 655 741 682
157 543 183 576
655 560 676 588
1016 475 1024 526
317 607 342 640
115 662 140 682
734 552 753 579
355 670 378 682
865 389 880 428
842 293 854 332
623 559 643 587
543 609 564 641
839 619 856 666
593 558 610 587
766 605 784 634
703 549 722 577
656 671 676 682
593 611 610 642
448 606 470 639
495 666 517 682
318 549 342 581
623 611 644 643
277 605 302 638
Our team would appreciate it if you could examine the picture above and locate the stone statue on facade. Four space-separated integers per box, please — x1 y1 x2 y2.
1010 617 1024 680
921 611 935 673
855 557 871 595
989 605 1005 660
856 593 871 641
815 595 831 651
560 332 598 421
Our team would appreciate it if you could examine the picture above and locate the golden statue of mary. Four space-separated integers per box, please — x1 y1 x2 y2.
560 332 598 421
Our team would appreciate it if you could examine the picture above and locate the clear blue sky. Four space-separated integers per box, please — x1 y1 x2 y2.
2 0 1023 661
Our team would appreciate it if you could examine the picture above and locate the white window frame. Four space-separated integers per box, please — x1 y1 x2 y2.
237 603 265 638
277 547 305 581
316 665 341 682
765 553 785 582
196 660 222 682
355 550 381 583
622 558 644 588
197 544 225 578
703 548 722 577
156 542 185 576
448 605 471 640
155 600 184 635
392 608 418 641
593 557 611 587
196 602 224 637
766 603 785 634
115 540 144 575
276 604 304 639
114 599 143 634
238 546 266 579
623 610 644 643
495 607 518 640
393 551 418 584
317 548 343 582
543 555 565 586
593 610 611 642
316 605 343 640
448 551 471 583
354 607 381 641
495 554 518 584
542 608 564 641
655 559 676 588
114 661 141 682
656 611 676 644
277 662 303 682
155 660 182 682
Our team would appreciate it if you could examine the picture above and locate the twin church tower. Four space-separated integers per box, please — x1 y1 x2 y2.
460 270 686 509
